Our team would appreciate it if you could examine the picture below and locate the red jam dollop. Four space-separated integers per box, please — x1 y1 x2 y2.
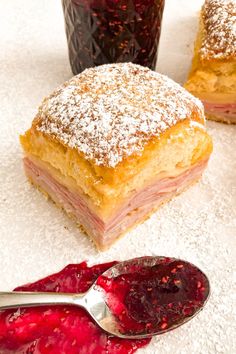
0 262 150 354
97 257 209 335
62 0 165 74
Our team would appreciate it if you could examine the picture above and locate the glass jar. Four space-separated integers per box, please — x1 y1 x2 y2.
62 0 165 74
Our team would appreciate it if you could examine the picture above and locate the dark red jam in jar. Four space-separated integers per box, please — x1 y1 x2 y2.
62 0 165 74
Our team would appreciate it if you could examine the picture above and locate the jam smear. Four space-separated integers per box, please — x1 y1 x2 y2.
97 257 209 335
62 0 165 74
0 262 150 354
0 258 209 353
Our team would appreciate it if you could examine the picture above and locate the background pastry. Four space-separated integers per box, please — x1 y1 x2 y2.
20 63 213 250
184 0 236 124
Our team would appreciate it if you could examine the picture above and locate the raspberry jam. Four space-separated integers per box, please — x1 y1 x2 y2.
0 258 209 353
97 257 210 335
62 0 165 74
0 262 150 354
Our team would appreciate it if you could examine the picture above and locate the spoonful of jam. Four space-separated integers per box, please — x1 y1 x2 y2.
0 256 209 339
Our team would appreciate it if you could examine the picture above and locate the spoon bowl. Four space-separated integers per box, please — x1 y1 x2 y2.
0 256 210 339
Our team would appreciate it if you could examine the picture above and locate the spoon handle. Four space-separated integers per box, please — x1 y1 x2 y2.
0 291 85 310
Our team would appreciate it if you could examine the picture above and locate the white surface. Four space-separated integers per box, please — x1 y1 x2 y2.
0 0 235 353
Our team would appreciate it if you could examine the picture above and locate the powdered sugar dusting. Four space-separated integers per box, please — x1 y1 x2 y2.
1 0 236 353
200 0 236 60
36 63 204 168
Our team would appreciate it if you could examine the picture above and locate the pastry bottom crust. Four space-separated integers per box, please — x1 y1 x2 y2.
206 112 236 124
23 157 209 251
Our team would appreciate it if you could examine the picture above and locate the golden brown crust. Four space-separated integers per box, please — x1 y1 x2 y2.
32 63 205 168
184 1 236 124
185 11 236 90
206 112 236 124
20 119 213 220
200 0 236 61
20 63 213 232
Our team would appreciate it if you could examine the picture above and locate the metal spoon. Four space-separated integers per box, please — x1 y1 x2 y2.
0 256 210 339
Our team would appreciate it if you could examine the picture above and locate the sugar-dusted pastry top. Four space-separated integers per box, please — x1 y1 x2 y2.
35 63 204 168
200 0 236 60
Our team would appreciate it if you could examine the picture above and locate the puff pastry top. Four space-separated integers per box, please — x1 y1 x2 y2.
35 63 204 168
200 0 236 60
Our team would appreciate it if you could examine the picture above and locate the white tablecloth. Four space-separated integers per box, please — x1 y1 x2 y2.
0 1 235 353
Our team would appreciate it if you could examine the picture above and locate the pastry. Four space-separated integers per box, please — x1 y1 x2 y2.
20 63 213 250
184 0 236 124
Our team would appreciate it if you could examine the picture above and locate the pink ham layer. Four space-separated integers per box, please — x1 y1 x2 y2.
23 157 208 249
203 101 236 123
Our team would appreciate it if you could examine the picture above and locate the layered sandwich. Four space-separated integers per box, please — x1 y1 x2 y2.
20 63 213 250
185 0 236 124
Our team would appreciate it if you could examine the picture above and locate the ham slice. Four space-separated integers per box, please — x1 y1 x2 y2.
203 101 236 123
23 157 208 249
